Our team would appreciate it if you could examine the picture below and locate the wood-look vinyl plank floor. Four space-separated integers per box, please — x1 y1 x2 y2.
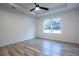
0 39 79 56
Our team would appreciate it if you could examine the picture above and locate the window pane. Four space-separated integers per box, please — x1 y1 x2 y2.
52 18 61 34
43 20 51 33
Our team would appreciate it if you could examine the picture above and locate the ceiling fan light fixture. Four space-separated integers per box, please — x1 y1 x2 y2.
35 7 40 11
30 3 49 12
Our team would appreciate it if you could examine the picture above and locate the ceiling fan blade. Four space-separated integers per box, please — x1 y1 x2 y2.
39 6 49 10
30 8 35 11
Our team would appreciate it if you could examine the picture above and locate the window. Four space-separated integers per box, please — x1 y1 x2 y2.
43 18 61 34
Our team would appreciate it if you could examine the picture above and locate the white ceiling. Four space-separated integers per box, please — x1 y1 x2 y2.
0 3 79 18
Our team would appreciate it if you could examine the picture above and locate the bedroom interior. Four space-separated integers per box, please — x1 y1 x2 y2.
0 3 79 56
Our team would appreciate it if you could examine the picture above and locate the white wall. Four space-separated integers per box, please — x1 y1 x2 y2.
0 8 36 47
36 9 79 44
76 9 79 43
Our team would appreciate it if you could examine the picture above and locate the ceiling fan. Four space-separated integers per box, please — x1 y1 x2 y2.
30 3 49 11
